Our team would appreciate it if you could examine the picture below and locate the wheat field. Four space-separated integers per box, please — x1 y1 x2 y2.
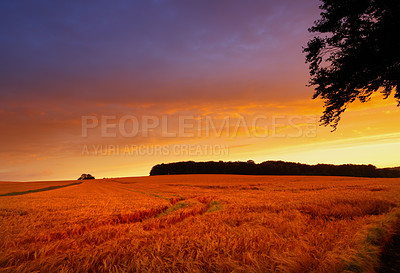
0 175 399 272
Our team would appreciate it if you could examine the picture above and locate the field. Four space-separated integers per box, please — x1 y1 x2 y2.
1 175 400 272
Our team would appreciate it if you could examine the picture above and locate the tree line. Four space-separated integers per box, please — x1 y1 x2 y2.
149 160 400 178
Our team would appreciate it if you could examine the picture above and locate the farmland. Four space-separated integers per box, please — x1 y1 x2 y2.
0 175 400 272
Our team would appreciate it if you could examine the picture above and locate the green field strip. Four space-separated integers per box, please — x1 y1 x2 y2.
156 201 191 218
206 200 223 213
0 182 82 197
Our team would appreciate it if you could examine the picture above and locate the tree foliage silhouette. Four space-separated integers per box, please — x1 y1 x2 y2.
304 0 400 129
149 160 400 178
78 173 95 180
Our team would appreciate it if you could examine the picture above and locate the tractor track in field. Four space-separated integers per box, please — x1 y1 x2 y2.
11 188 220 247
0 182 82 197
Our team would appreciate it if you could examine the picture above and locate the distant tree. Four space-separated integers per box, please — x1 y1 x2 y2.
78 173 95 180
304 0 400 129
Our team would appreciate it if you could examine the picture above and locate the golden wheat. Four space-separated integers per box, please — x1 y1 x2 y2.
0 175 399 272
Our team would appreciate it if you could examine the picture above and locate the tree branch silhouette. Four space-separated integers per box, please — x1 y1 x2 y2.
304 0 400 130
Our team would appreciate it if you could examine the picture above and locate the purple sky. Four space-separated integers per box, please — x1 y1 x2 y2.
0 0 320 105
9 1 389 181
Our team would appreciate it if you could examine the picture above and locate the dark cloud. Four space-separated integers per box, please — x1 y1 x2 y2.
0 0 319 104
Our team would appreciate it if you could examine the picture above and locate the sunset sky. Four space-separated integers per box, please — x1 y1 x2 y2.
1 0 399 181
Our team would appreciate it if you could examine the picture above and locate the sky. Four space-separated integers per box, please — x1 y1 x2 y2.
1 0 399 181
